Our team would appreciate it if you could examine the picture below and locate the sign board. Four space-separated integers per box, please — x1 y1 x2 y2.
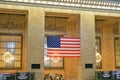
16 72 35 80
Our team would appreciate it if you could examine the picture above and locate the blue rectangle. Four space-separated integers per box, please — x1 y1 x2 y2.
47 36 60 48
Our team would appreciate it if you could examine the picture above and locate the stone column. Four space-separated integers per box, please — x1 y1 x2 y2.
80 13 96 80
119 22 120 36
27 8 45 80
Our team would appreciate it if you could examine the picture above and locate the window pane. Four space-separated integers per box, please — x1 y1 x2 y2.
0 34 22 69
6 42 16 54
96 37 102 69
115 37 120 68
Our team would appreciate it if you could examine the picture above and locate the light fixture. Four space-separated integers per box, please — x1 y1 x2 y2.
96 52 102 63
2 51 14 63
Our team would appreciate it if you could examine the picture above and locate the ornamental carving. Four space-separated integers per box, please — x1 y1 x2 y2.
45 16 66 32
0 13 25 30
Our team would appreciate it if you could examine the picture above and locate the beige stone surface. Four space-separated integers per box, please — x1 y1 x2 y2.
0 3 120 80
80 13 96 80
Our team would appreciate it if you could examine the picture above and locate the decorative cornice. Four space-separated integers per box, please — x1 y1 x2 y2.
1 0 120 11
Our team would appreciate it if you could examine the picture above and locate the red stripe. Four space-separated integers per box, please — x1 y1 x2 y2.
61 40 80 42
47 54 80 57
60 45 80 48
61 37 80 39
48 51 80 54
47 53 80 54
61 38 80 42
47 49 80 51
47 48 80 51
47 56 80 58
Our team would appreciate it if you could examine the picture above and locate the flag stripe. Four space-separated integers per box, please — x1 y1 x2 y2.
61 42 80 44
47 54 80 58
47 36 80 57
48 50 80 54
60 45 80 48
47 54 80 56
61 40 80 42
61 38 80 41
47 56 80 57
47 48 80 50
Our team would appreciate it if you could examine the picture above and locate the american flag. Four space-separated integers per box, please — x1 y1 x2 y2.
47 36 80 57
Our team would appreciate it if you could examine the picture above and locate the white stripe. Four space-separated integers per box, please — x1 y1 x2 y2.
60 45 80 47
47 54 80 56
48 51 80 53
47 48 80 50
61 38 80 41
61 42 80 44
